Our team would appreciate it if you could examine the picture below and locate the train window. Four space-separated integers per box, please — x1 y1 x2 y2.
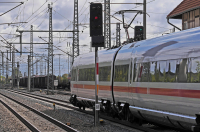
99 66 111 81
133 63 140 82
166 60 177 82
133 63 150 82
189 58 200 83
79 69 84 81
133 63 137 82
114 64 129 82
150 62 156 82
177 59 188 82
157 61 167 82
140 62 150 82
187 58 192 82
71 69 76 81
79 68 95 81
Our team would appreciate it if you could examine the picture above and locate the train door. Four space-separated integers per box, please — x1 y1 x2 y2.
130 58 137 106
130 58 142 106
128 58 133 103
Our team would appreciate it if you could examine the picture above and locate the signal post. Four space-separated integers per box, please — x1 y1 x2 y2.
90 3 104 126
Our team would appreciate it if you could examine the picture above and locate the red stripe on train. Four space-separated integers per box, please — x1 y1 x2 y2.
72 84 200 99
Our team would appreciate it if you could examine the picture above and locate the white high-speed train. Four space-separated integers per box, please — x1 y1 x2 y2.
70 27 200 132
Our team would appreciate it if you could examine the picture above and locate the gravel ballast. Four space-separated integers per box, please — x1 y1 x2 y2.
0 89 142 132
0 100 30 132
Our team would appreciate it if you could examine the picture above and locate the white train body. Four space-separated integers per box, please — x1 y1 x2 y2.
70 27 200 131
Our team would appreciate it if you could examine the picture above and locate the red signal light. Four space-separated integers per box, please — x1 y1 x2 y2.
95 16 98 19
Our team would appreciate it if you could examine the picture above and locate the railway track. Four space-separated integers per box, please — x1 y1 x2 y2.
3 89 169 132
0 99 40 132
0 91 78 132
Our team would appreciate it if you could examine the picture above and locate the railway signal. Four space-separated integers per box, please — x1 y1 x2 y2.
134 26 144 41
90 3 104 126
90 3 103 37
90 3 104 47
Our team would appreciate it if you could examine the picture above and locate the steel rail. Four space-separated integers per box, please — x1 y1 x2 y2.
0 92 78 132
0 99 40 132
7 89 71 103
6 89 160 132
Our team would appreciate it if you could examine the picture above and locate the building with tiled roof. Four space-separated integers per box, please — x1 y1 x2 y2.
167 0 200 30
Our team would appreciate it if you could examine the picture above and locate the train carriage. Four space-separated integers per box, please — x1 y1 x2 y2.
17 75 56 89
70 26 200 131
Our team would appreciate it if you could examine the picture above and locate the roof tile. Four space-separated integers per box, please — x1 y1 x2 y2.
167 0 200 18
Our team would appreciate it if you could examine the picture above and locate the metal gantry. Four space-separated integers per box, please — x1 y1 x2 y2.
6 52 8 84
36 59 38 75
143 0 146 40
2 52 4 79
12 45 15 88
30 25 34 90
40 60 43 75
72 0 79 64
104 0 111 48
116 23 121 47
0 64 1 86
47 4 54 93
17 62 19 89
28 55 31 91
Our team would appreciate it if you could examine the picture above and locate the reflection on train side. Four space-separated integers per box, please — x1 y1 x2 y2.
71 57 200 83
133 58 200 83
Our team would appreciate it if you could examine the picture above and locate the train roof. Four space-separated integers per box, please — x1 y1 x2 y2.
73 26 200 67
73 47 120 67
132 26 200 63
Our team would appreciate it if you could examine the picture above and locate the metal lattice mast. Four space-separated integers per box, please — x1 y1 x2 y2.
36 60 38 75
2 52 4 79
12 45 15 88
0 61 1 86
104 0 111 48
47 4 53 92
40 60 43 75
17 62 19 89
143 0 146 40
58 54 61 77
116 23 121 47
0 64 1 86
6 52 8 84
30 25 34 90
72 0 79 64
45 59 46 75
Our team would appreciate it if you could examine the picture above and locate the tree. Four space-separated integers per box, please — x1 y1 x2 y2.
62 74 69 83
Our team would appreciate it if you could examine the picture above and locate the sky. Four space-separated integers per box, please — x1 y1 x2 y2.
0 0 183 77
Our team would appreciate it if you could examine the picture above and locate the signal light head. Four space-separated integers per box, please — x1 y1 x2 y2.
95 16 98 19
